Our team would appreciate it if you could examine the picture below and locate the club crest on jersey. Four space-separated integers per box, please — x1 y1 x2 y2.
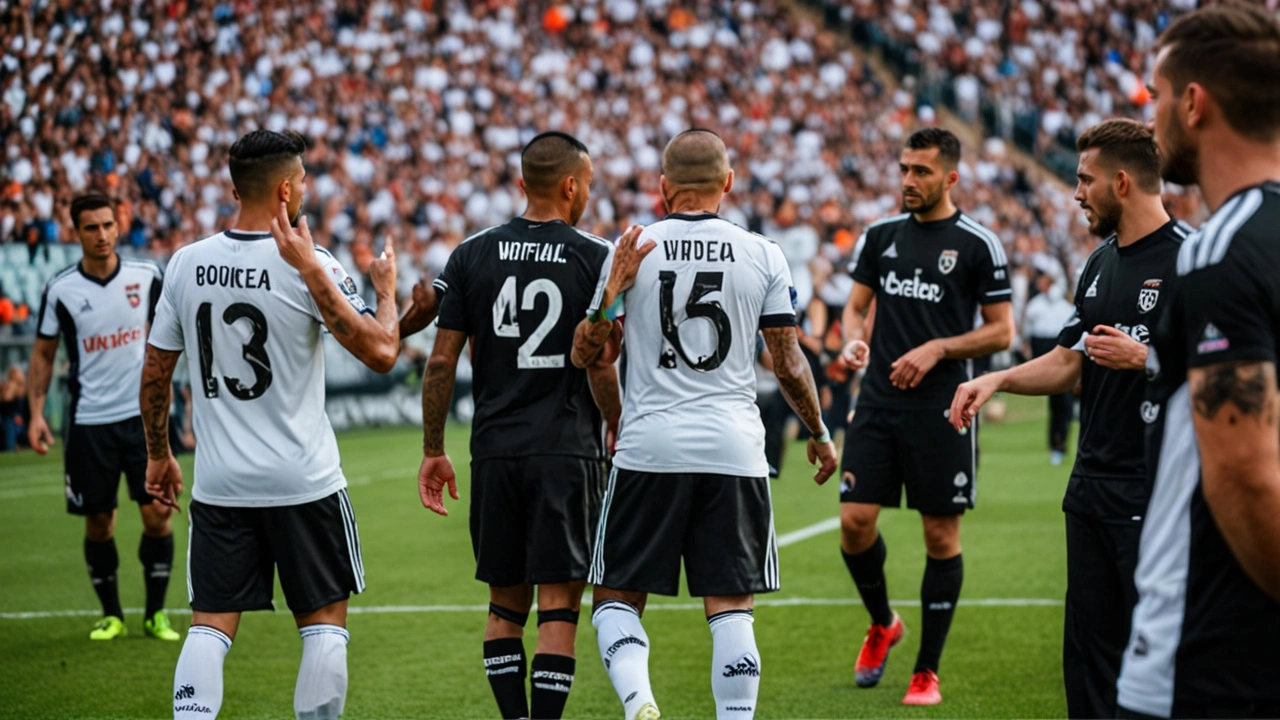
938 250 958 275
1137 279 1161 314
125 283 141 308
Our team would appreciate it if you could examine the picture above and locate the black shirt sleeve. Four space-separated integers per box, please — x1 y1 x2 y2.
147 274 163 326
973 241 1012 305
1179 250 1276 368
435 246 470 333
849 229 879 289
1057 257 1093 350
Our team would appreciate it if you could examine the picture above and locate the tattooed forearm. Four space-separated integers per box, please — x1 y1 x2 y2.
586 363 622 429
763 327 825 434
422 329 466 455
140 346 181 460
572 317 613 368
1192 361 1275 422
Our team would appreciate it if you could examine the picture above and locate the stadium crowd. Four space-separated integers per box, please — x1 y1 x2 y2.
1 1 1200 319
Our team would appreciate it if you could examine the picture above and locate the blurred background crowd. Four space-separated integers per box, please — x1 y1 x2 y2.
0 0 1214 449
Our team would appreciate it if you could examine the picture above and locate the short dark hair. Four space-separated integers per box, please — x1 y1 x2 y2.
1076 118 1162 194
227 130 308 201
1157 3 1280 142
521 131 590 196
70 193 113 229
905 127 962 169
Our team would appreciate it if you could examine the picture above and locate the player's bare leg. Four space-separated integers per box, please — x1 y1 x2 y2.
592 587 658 720
173 611 240 719
839 502 903 688
529 581 586 719
905 514 964 706
705 594 759 720
139 500 178 640
292 599 351 720
485 583 534 719
84 510 127 639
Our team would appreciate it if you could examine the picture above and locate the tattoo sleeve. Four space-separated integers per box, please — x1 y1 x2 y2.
571 317 613 368
762 326 825 434
586 362 622 430
422 329 466 455
140 345 182 460
299 264 396 370
1192 361 1276 423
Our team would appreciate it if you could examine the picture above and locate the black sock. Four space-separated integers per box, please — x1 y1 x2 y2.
916 553 964 674
842 534 893 627
138 533 174 618
530 653 575 719
84 537 123 619
483 638 528 719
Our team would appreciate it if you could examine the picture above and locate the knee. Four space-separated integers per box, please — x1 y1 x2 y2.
85 512 115 542
922 520 960 558
840 511 878 553
141 503 173 535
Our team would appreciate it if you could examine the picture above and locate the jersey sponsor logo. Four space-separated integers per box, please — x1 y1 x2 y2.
881 269 944 303
1137 279 1161 314
882 242 899 259
722 654 760 678
1140 401 1160 424
194 264 272 291
1196 323 1230 355
938 249 958 275
125 283 141 308
1084 275 1099 298
497 240 568 264
82 326 144 354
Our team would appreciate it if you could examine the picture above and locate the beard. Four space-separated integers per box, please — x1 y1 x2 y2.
902 183 945 215
1159 111 1199 186
1084 188 1122 238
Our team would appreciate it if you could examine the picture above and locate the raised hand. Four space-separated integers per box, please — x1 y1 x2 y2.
606 225 657 295
369 234 398 297
269 202 319 271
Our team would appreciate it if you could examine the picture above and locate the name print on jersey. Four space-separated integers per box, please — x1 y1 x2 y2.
195 265 273 290
497 241 567 264
662 238 737 263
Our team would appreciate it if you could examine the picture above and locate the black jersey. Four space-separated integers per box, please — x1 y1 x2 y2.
434 218 614 461
850 211 1011 409
1119 183 1280 716
1056 220 1188 485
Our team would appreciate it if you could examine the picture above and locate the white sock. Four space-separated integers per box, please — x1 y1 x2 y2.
173 625 231 719
593 600 656 719
294 624 350 720
709 610 760 720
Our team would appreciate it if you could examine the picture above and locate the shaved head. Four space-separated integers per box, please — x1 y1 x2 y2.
661 129 730 195
521 131 590 197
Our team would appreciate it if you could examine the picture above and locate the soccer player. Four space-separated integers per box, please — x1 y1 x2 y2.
27 193 178 642
836 128 1014 705
950 118 1188 719
1117 6 1280 718
574 129 838 720
141 129 401 719
415 131 625 720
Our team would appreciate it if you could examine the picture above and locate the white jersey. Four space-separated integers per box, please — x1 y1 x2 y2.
148 229 371 507
37 257 163 425
612 213 797 477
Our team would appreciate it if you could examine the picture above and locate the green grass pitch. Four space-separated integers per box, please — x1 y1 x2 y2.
0 397 1072 718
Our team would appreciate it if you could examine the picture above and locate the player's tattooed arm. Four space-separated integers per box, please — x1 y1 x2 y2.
25 337 58 453
399 279 441 339
1190 360 1280 602
763 326 825 435
422 328 467 456
140 345 181 460
270 204 400 373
